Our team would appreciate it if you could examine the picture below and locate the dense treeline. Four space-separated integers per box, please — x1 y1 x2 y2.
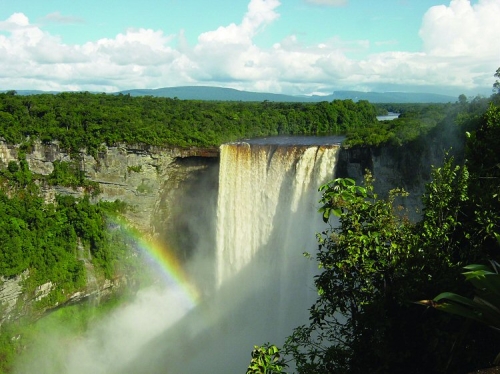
0 92 378 153
1 91 479 152
346 98 491 147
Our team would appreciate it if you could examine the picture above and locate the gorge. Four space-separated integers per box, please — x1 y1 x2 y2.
1 135 443 373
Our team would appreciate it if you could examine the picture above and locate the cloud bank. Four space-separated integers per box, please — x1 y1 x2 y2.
0 0 498 95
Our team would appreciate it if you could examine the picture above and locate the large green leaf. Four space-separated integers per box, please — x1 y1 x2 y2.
419 261 500 330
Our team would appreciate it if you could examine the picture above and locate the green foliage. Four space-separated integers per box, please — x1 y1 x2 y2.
0 324 18 374
465 104 500 253
418 157 472 265
0 158 128 304
285 149 500 373
419 261 500 330
285 174 419 373
413 100 500 367
247 344 287 374
0 92 379 150
47 160 82 186
493 67 500 95
47 160 101 195
127 165 142 173
136 181 153 194
347 103 451 147
0 155 33 189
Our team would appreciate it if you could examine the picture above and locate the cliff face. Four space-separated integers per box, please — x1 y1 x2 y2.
337 142 449 219
0 140 219 323
0 137 447 323
0 140 218 234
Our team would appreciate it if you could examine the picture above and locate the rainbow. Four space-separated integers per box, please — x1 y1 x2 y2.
107 215 201 309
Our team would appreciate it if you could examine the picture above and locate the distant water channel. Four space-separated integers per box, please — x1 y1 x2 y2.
376 112 400 121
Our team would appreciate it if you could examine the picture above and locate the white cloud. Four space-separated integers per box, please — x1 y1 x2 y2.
415 0 500 92
420 0 500 58
0 13 30 28
197 0 280 45
0 0 498 95
304 0 348 6
92 28 178 66
192 0 281 83
38 12 85 25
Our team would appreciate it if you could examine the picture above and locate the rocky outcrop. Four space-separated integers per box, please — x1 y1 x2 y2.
88 145 218 235
0 140 219 323
337 142 449 219
0 140 219 234
0 271 28 323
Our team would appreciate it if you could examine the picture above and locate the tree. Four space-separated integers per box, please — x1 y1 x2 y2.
247 344 288 374
419 261 500 332
493 67 500 95
284 159 499 373
465 104 500 257
284 174 420 373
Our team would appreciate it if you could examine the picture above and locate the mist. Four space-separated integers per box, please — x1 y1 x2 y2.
13 140 340 374
14 286 193 374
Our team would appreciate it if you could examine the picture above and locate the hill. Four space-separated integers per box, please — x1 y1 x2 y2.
118 86 457 103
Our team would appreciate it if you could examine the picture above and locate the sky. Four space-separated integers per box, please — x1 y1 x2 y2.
0 0 499 96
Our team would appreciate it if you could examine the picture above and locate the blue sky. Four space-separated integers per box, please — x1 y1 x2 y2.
0 0 498 96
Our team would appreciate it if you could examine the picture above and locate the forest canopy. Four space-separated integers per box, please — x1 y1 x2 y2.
0 92 381 153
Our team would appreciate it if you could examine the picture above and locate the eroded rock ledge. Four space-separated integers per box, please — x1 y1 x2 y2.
0 140 219 233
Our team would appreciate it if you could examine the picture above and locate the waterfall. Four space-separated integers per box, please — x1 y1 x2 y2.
131 140 342 373
216 142 339 287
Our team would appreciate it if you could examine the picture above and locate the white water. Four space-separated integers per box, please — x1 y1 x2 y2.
216 142 339 286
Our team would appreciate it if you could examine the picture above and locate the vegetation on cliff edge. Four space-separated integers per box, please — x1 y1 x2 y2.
0 93 378 153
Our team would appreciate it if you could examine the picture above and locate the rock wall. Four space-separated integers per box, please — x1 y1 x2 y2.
0 140 218 234
0 140 219 323
0 271 28 323
337 142 450 219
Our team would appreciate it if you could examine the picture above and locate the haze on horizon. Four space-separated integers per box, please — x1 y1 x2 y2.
0 0 498 97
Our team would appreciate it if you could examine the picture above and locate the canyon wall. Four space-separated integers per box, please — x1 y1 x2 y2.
0 140 218 323
337 141 449 219
0 137 448 323
0 140 218 235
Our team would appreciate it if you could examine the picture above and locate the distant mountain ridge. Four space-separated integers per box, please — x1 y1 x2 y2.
4 86 457 103
119 86 457 103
